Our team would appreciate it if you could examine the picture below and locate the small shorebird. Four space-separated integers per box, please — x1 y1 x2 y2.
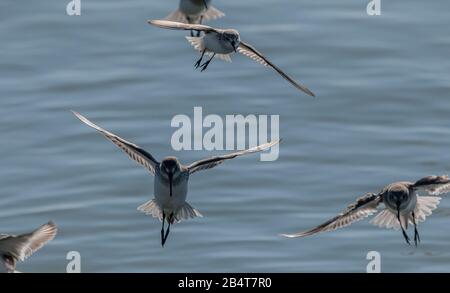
73 111 281 247
165 0 225 36
148 20 315 97
0 222 57 273
282 175 450 246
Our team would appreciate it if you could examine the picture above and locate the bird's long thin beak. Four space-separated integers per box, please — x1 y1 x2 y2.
169 173 173 197
232 42 237 53
202 0 208 9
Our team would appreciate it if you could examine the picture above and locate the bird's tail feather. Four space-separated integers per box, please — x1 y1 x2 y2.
370 196 441 230
370 210 409 230
137 199 163 222
185 36 232 63
203 6 225 21
370 209 402 230
165 9 188 23
174 202 203 223
413 196 441 223
186 36 205 52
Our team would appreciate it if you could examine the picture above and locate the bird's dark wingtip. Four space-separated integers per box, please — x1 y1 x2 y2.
307 90 316 97
299 87 316 97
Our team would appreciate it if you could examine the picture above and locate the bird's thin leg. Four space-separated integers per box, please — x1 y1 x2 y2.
186 16 195 37
162 213 173 246
195 49 206 69
412 211 421 246
201 53 216 72
397 207 411 245
161 212 166 247
196 16 204 37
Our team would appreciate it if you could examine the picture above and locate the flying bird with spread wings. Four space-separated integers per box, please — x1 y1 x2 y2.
282 175 450 246
73 111 281 247
0 222 57 273
147 20 315 97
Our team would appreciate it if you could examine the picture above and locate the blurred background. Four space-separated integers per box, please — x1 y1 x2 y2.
0 0 449 272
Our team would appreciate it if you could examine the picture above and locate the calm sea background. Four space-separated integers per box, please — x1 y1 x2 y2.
1 0 450 272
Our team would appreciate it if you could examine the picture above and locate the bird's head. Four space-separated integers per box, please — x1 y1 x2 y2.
222 29 240 52
160 157 182 197
161 157 181 177
388 185 409 206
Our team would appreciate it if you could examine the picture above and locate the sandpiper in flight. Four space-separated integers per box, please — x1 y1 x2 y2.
282 175 450 246
0 221 57 273
73 111 281 247
165 0 225 36
147 20 315 97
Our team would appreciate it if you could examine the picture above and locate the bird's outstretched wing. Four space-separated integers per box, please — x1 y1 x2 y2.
282 193 382 238
203 6 225 21
148 20 219 33
73 111 159 175
187 140 281 174
238 41 315 97
413 175 450 196
0 222 57 261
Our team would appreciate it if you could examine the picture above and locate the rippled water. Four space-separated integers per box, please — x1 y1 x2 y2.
1 0 450 273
